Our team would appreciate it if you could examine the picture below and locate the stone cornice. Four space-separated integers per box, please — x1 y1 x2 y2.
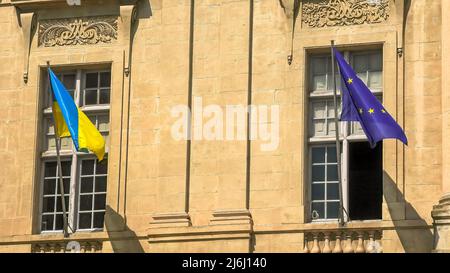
2 0 139 10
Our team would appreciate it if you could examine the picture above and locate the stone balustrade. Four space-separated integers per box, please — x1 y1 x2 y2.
303 229 382 253
32 240 103 253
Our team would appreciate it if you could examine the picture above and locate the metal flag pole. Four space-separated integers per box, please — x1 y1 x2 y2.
47 61 70 238
330 41 346 226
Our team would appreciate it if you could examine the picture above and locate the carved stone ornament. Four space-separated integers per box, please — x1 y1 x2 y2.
38 16 118 47
302 0 390 28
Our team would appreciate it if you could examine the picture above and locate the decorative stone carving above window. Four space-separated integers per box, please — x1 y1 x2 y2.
302 0 390 28
38 16 118 47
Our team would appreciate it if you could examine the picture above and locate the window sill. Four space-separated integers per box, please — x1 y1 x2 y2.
38 229 105 238
304 219 383 230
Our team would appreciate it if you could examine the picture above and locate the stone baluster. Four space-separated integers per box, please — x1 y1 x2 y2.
95 242 102 253
302 234 310 253
60 243 67 253
343 232 354 253
92 243 98 253
80 242 87 253
53 243 60 253
333 233 343 253
311 233 321 253
355 232 366 253
39 244 46 253
86 242 93 253
366 231 375 253
322 233 332 253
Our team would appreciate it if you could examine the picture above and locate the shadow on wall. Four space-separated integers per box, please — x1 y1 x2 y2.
383 172 434 253
104 206 145 253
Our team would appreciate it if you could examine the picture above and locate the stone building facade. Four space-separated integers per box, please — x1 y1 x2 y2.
0 0 448 253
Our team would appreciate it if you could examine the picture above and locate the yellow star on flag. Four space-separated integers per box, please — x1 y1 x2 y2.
381 109 387 114
359 108 363 114
347 78 353 84
368 108 375 114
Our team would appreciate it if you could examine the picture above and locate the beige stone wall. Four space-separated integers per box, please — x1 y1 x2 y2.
0 0 443 253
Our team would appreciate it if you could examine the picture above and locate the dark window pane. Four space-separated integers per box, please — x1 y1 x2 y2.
42 197 55 213
79 195 93 211
85 73 98 88
45 162 57 177
80 177 94 193
94 194 106 210
96 160 108 175
312 184 325 201
327 146 337 163
312 165 325 182
84 90 98 105
327 165 338 182
95 176 107 192
82 160 95 175
64 178 70 194
43 179 56 195
349 142 383 220
88 115 97 125
61 161 72 177
327 183 340 200
56 178 70 195
327 202 340 219
56 196 70 212
41 215 54 231
312 202 325 220
63 74 76 90
93 212 105 229
312 147 325 163
100 89 110 104
79 213 92 229
54 214 64 230
100 72 111 87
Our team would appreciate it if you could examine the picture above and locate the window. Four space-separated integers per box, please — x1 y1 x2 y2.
308 50 383 222
39 68 111 233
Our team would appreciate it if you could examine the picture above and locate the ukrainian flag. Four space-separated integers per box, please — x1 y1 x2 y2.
48 68 106 161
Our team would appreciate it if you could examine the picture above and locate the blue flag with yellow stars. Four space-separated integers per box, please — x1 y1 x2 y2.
334 48 408 148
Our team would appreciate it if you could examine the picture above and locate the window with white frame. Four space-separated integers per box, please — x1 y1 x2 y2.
40 68 111 233
308 50 383 222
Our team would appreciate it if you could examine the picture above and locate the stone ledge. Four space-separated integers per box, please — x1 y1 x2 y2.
150 212 192 229
210 209 253 226
148 223 252 244
0 230 147 245
2 0 138 10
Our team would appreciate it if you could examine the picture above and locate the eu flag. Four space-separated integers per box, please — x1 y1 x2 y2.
334 48 408 148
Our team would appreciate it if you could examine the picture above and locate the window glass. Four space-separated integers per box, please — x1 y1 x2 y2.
311 146 340 220
78 158 108 230
41 160 71 232
352 52 382 90
82 72 111 106
310 99 341 138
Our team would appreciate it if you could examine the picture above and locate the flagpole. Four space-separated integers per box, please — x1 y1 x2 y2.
47 61 70 238
330 41 346 226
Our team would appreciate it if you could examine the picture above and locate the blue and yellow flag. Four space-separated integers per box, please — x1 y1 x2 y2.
48 68 105 161
334 48 408 148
